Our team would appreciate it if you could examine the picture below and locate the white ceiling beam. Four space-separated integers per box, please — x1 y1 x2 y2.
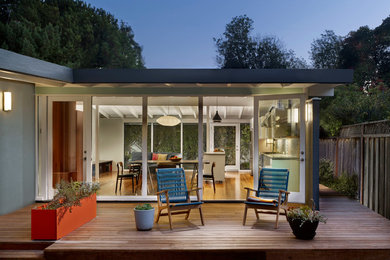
239 107 244 119
148 112 153 119
173 106 182 118
127 107 138 118
191 106 197 119
99 109 110 119
160 106 168 116
111 107 124 118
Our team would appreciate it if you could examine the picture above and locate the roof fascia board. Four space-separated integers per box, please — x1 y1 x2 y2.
0 49 73 82
73 68 353 84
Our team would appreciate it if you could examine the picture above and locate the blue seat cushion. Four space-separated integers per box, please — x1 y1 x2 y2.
245 201 279 207
170 201 203 207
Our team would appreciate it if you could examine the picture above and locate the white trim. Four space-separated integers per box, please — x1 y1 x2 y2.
198 97 204 198
255 94 306 203
142 97 148 196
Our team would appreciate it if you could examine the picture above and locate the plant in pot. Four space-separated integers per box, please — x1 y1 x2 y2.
287 202 327 240
31 180 100 240
134 203 155 231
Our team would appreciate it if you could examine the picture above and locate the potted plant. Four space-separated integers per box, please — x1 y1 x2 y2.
31 180 100 240
287 204 327 240
134 203 155 231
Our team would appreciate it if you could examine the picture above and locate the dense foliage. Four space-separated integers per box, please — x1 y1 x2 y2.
0 0 144 68
319 159 358 199
310 17 390 136
214 15 307 69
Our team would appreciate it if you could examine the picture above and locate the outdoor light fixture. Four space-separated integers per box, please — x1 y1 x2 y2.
2 91 12 112
156 106 181 126
212 97 222 123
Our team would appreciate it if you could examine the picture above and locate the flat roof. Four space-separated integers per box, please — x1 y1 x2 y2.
0 49 353 86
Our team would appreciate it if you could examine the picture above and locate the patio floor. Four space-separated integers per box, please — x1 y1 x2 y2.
1 195 390 259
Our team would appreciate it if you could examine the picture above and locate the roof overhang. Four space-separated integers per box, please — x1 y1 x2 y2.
0 49 353 96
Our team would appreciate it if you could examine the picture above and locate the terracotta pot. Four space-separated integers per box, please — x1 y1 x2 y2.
287 217 319 240
31 194 97 240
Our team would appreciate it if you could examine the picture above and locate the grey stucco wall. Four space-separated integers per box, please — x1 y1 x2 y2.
0 78 35 215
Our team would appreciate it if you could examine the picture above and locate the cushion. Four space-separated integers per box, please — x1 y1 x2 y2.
247 196 277 205
152 153 158 160
157 153 167 161
131 152 142 161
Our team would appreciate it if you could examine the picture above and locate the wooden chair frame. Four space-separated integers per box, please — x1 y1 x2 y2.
155 168 204 230
115 162 139 194
243 168 290 229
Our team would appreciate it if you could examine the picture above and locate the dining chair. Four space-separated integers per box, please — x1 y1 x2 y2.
203 162 216 193
115 162 139 194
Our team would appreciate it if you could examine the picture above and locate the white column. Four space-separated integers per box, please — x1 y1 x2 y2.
94 104 100 182
142 97 148 196
180 122 183 156
206 106 210 152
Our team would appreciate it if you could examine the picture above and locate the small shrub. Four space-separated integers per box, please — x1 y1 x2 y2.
319 159 334 186
44 180 100 211
332 173 358 199
287 205 327 226
135 203 153 210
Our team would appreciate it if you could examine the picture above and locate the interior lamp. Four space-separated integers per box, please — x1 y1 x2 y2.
156 115 181 126
156 106 181 126
212 97 222 123
3 91 12 112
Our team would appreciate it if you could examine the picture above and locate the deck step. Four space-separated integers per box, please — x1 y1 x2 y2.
0 250 45 259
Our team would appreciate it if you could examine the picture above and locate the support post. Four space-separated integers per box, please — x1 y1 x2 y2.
142 97 148 196
312 98 321 210
198 97 204 197
253 97 259 190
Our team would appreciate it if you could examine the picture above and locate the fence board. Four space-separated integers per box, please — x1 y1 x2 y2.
320 121 390 220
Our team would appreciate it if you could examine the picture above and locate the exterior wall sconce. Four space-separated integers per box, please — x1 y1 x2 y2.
2 91 12 112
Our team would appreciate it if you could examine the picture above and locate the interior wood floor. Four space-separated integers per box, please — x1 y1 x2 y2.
98 170 253 200
2 196 390 259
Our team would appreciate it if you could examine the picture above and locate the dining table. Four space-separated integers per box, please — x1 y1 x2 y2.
129 159 210 192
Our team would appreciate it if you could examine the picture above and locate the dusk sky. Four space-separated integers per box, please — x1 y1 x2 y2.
85 0 390 68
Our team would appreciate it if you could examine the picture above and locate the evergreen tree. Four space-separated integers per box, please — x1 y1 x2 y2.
0 0 144 69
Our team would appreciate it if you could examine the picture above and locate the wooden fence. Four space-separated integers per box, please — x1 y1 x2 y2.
319 120 390 219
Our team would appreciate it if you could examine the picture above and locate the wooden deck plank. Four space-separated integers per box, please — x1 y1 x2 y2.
1 196 390 259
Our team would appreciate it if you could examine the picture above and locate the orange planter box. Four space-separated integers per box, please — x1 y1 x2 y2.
31 194 97 240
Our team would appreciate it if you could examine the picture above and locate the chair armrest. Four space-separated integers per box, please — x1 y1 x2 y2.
187 188 202 202
244 187 258 200
187 187 202 193
279 189 290 194
244 187 257 192
156 190 169 195
278 190 290 206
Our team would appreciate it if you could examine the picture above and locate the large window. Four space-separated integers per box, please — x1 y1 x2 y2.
152 124 181 153
240 123 251 170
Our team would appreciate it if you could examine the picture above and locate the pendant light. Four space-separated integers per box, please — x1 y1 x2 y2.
213 97 222 123
157 106 181 126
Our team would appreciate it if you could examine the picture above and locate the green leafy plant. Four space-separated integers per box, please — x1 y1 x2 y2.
334 173 358 198
43 180 100 211
135 203 153 210
287 205 327 227
319 159 335 186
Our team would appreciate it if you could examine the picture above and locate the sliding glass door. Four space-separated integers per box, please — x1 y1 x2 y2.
211 124 240 171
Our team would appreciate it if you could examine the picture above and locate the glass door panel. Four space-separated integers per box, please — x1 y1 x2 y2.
258 98 301 192
213 125 239 170
52 101 84 188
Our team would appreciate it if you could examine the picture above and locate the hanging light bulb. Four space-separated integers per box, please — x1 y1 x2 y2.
213 97 222 123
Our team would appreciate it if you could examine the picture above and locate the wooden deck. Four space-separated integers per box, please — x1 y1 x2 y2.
1 196 390 259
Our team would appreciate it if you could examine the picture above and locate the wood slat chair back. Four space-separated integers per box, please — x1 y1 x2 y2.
243 168 290 229
156 168 188 203
257 168 289 202
156 168 204 229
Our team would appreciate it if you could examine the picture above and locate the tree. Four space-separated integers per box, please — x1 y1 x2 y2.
310 30 342 69
214 15 307 69
214 15 256 68
0 0 144 69
255 36 307 69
